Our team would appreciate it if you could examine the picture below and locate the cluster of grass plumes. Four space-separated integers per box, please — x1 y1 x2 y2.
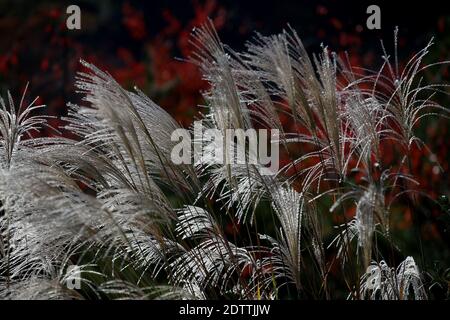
0 21 449 300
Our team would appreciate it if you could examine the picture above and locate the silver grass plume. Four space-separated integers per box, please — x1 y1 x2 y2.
360 256 427 300
0 21 448 300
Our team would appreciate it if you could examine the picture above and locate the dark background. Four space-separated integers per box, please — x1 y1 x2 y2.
1 0 449 122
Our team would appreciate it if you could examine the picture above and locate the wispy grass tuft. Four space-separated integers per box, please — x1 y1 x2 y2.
0 21 448 300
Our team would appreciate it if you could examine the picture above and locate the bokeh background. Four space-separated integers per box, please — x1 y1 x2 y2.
1 1 449 123
0 0 449 297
